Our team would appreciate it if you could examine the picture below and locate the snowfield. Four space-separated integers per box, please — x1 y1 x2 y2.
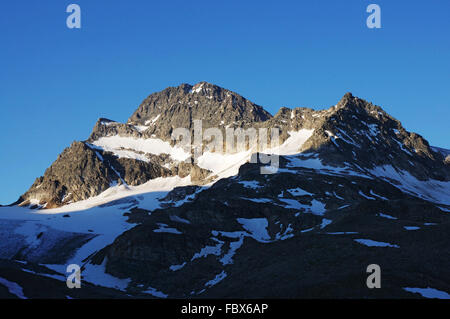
0 175 192 290
90 135 191 162
369 165 450 205
1 126 449 294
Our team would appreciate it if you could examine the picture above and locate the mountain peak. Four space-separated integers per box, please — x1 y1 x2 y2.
188 81 227 97
190 81 216 92
336 92 366 110
343 92 353 99
126 82 272 139
17 83 450 210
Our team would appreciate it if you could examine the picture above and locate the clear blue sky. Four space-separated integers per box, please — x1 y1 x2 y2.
0 0 449 204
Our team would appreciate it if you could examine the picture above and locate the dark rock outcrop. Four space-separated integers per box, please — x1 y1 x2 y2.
19 142 117 208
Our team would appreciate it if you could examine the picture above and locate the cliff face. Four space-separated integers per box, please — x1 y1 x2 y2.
128 82 272 135
17 83 449 209
3 83 450 299
19 142 116 208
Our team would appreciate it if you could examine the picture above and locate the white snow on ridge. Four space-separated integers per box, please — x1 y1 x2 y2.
282 157 450 206
191 84 204 94
270 129 314 155
201 129 312 176
197 150 252 179
144 114 161 126
369 165 450 205
87 128 315 194
91 136 191 162
285 155 370 178
325 130 335 138
134 125 149 133
100 120 117 126
0 175 193 291
46 175 191 214
151 114 161 124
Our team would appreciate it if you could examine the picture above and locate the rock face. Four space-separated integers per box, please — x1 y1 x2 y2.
291 92 450 181
17 83 450 208
127 82 272 139
19 142 116 208
19 142 210 208
91 153 450 298
3 82 450 299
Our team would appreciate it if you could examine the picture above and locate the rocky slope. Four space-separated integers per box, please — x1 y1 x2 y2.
16 84 449 209
128 82 272 136
1 82 449 299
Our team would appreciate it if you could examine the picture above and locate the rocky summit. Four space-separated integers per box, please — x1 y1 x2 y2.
0 82 449 299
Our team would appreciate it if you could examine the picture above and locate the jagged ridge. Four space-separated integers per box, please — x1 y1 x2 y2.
16 83 450 208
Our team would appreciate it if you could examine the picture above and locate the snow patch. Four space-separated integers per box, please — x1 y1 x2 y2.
90 136 190 162
191 239 224 261
82 258 131 291
154 223 182 234
169 262 186 271
369 165 450 205
239 180 262 189
320 218 332 229
220 235 245 265
354 239 399 248
403 287 450 299
205 271 227 287
286 187 313 196
237 218 271 242
378 213 397 220
0 277 26 299
143 286 168 298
